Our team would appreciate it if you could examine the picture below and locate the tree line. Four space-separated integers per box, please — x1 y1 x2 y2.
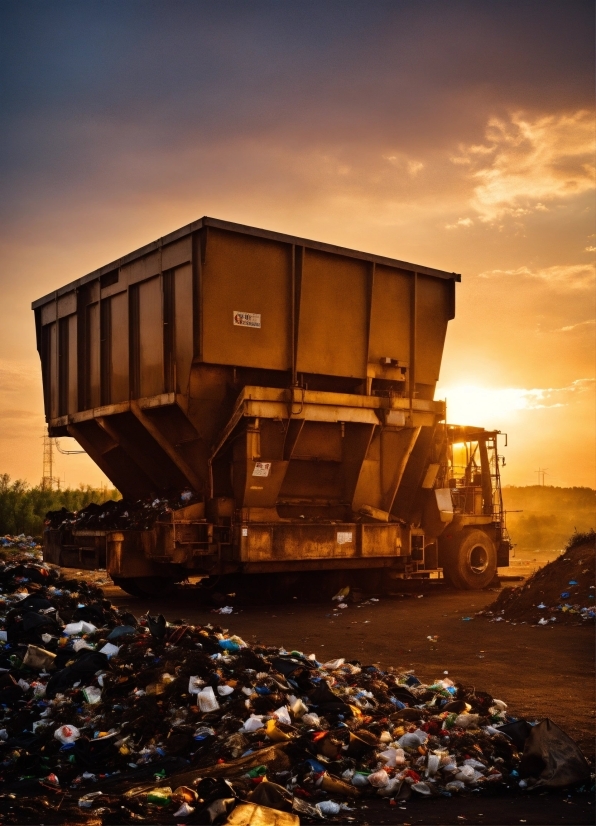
0 474 119 538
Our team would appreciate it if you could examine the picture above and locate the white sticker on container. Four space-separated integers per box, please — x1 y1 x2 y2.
337 531 353 545
252 462 271 477
233 311 261 328
242 527 248 537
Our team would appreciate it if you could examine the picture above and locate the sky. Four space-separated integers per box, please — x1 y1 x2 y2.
1 0 594 490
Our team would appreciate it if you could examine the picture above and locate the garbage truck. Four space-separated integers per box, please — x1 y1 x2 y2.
33 217 510 596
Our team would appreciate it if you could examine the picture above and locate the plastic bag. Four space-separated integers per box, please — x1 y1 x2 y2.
518 718 591 788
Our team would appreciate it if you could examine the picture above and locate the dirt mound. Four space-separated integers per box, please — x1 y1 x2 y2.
483 532 595 625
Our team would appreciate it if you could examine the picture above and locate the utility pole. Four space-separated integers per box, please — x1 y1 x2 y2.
534 467 548 486
41 432 60 491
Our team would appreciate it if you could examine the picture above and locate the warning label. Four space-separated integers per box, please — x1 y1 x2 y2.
233 311 261 328
337 531 353 545
252 462 271 477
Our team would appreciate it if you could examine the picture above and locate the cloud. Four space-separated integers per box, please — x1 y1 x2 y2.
445 217 474 229
451 109 595 223
557 319 596 332
478 263 595 289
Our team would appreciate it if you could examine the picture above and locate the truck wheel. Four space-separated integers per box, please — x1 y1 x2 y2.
442 529 497 590
112 576 176 597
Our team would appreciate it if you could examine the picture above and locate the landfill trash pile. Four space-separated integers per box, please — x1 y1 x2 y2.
44 488 199 532
481 531 595 626
0 535 39 552
0 556 591 825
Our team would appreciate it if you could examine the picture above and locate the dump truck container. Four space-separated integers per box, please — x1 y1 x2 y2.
33 217 510 594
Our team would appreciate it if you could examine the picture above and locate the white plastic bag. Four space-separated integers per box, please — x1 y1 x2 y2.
63 621 97 636
188 676 205 694
273 706 292 725
54 724 80 744
317 800 340 815
242 714 265 732
454 713 480 729
426 754 440 776
368 769 389 788
322 658 345 670
197 686 219 713
398 729 428 748
99 642 120 659
82 686 102 704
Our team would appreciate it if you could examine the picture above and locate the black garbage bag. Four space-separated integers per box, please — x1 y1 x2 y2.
389 685 419 706
270 656 306 676
119 611 139 628
15 595 54 613
0 673 23 704
45 650 109 699
73 734 119 770
248 780 292 811
308 681 352 715
5 732 40 750
496 719 533 750
73 603 106 626
6 611 59 644
9 564 55 584
45 506 74 528
146 613 167 641
518 718 591 788
194 777 237 805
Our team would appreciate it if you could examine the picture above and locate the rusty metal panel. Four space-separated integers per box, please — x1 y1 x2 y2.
138 276 164 397
361 523 401 556
279 460 343 502
415 275 451 386
233 458 289 508
174 264 194 394
66 314 78 414
292 422 342 461
86 302 101 408
242 525 272 561
121 251 160 287
48 321 58 419
297 249 368 378
202 228 292 370
241 523 357 562
41 302 56 325
109 291 129 403
241 522 402 565
368 265 411 379
106 531 163 578
58 314 78 415
57 292 76 318
162 237 191 270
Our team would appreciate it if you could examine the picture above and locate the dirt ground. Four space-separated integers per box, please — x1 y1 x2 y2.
69 549 594 826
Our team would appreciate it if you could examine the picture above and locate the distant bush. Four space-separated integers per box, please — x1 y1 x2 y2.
566 528 596 552
0 474 120 538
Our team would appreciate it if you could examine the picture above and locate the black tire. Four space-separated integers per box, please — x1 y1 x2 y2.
442 528 497 590
112 576 176 597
